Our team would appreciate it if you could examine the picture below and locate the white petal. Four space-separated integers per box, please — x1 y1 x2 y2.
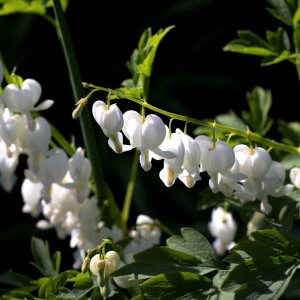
34 99 54 111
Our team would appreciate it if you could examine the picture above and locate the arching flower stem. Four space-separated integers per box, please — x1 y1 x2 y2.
83 83 300 155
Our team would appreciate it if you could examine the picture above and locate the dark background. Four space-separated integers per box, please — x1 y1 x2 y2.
0 0 299 277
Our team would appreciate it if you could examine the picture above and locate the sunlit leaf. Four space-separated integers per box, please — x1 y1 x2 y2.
140 272 212 300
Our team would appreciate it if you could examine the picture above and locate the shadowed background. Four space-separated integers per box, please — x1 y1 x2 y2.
0 0 298 276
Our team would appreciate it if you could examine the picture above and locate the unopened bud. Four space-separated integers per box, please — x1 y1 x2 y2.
81 256 90 273
89 254 105 276
72 98 87 119
104 251 120 276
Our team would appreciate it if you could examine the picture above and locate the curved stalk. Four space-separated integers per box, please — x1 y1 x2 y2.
83 84 300 155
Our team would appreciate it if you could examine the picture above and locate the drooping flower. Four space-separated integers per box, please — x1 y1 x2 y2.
17 116 51 155
176 129 201 188
3 79 53 129
208 207 237 256
124 214 161 263
66 147 92 203
92 100 126 154
122 110 166 171
195 135 235 177
158 129 185 187
21 178 43 217
233 144 272 180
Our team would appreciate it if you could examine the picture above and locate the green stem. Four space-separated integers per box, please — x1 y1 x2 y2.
85 84 300 155
122 148 140 225
50 124 75 156
52 0 108 205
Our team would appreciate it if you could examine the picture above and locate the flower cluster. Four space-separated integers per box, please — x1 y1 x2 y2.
0 69 162 269
92 100 294 216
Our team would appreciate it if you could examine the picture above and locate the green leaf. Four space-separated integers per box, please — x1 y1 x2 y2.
120 26 174 99
112 246 205 279
167 227 224 269
278 119 300 146
140 272 212 300
197 187 226 211
216 111 247 131
281 154 300 169
266 0 298 26
261 50 296 66
0 290 35 300
30 237 57 277
0 0 45 15
52 251 61 273
0 0 69 16
69 272 96 300
222 229 300 299
221 255 299 299
223 43 275 56
45 272 69 297
136 26 174 77
266 28 291 52
223 30 275 56
0 270 33 287
243 86 273 135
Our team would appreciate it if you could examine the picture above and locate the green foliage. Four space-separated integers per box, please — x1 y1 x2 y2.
266 0 299 27
30 237 61 277
223 28 296 66
221 229 300 300
278 120 300 146
194 86 274 145
223 0 300 71
0 0 69 16
138 272 213 300
243 87 273 136
115 26 174 99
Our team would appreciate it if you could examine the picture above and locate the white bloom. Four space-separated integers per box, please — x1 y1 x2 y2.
209 173 242 198
176 129 201 188
67 147 91 202
124 214 161 263
123 111 166 171
159 130 185 187
0 140 19 192
234 144 272 180
208 207 237 255
0 108 23 146
290 167 300 190
262 161 293 197
134 214 161 245
17 116 51 154
195 135 235 177
3 79 53 129
39 183 80 239
89 251 120 277
89 254 104 276
92 100 126 154
21 178 43 217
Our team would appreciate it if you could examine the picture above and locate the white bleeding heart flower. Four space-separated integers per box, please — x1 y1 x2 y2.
3 79 53 129
195 135 235 177
92 100 127 154
123 110 166 171
233 144 272 180
17 116 51 154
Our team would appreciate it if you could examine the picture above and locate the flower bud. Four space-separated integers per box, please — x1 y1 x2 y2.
89 254 105 276
104 250 120 276
81 256 90 273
